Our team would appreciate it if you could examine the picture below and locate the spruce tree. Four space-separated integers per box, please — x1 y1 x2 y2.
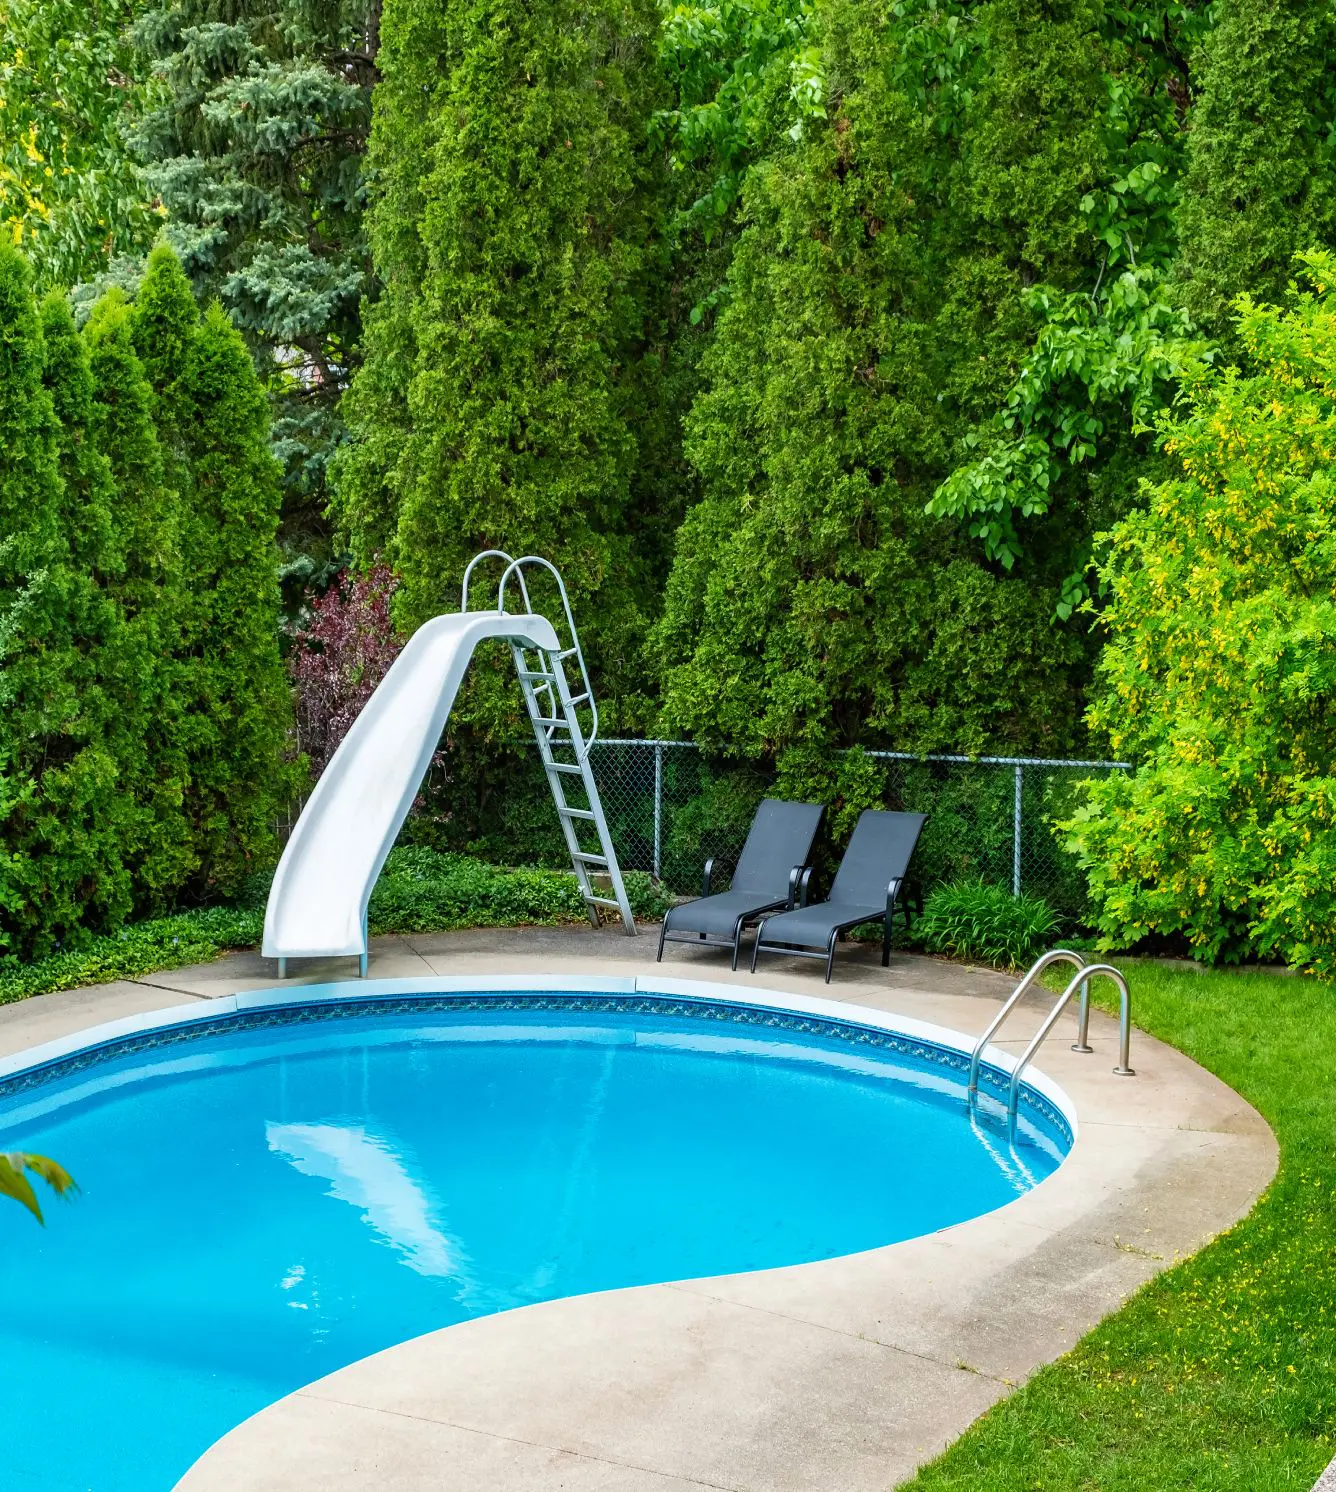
335 0 666 719
0 249 134 954
1176 0 1336 338
127 0 377 530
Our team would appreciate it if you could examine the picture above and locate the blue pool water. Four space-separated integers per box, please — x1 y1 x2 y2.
0 994 1068 1491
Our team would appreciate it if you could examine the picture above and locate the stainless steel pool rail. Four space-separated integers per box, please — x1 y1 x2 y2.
967 950 1135 1141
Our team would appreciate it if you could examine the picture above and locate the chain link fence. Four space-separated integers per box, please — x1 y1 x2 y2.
584 740 1128 922
277 737 1129 925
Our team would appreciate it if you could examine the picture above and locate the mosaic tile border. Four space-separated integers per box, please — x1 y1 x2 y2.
0 991 1072 1146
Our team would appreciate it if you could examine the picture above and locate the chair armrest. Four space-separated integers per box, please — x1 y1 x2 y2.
885 877 903 917
702 857 716 899
799 866 814 907
787 865 802 910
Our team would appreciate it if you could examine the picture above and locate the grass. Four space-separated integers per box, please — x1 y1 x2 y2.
902 961 1336 1492
0 848 671 1006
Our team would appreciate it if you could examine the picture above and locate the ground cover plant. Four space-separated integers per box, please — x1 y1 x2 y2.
904 960 1335 1492
914 879 1060 970
0 850 671 1006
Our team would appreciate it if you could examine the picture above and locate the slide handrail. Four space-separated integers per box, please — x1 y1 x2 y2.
496 556 599 751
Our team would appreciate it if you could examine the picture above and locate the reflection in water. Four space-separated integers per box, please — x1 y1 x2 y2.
265 1121 462 1279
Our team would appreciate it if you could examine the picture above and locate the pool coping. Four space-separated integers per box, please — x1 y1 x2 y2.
0 939 1278 1492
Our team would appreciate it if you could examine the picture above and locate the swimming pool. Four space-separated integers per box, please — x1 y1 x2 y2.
0 983 1071 1491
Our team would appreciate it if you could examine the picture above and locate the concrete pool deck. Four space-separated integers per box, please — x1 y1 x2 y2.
0 927 1277 1491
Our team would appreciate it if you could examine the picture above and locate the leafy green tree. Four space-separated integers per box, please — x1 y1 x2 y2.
0 0 156 287
335 0 668 725
1066 252 1336 974
1176 0 1336 341
127 0 377 528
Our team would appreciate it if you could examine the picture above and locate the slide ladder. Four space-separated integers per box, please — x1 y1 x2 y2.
468 552 635 935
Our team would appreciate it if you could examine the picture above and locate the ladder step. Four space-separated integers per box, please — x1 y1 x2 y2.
548 762 585 776
569 693 590 707
560 807 596 821
585 895 622 909
573 851 609 867
558 647 580 660
518 670 559 684
533 717 570 729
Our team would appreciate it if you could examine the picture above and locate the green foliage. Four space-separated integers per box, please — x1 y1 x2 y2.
1066 254 1336 974
82 284 194 908
0 1149 76 1224
914 877 1059 969
0 850 671 1006
126 0 375 527
335 0 669 735
655 0 1155 762
0 0 156 286
905 962 1335 1491
927 266 1207 587
0 245 143 955
367 847 671 934
175 295 297 893
1176 0 1336 342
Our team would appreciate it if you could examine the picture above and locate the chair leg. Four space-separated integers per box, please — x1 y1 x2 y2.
881 914 891 968
731 918 744 972
825 932 837 983
657 917 668 962
750 922 766 973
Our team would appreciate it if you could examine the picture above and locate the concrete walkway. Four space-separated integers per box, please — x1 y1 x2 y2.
0 927 1278 1491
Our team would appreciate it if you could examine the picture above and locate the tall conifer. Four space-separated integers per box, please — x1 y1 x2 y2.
336 0 666 720
0 250 134 953
1176 0 1336 337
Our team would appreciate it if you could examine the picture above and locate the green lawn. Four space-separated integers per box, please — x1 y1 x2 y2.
904 963 1336 1491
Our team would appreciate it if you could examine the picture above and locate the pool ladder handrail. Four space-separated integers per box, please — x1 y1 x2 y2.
967 949 1135 1141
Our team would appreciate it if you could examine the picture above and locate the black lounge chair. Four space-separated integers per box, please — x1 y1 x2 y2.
656 798 825 970
750 809 927 983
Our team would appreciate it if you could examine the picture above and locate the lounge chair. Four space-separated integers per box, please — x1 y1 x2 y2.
656 798 825 970
750 809 927 982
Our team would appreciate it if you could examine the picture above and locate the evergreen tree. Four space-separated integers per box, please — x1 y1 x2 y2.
335 0 667 728
83 287 195 906
127 0 377 530
1176 0 1336 339
656 0 1124 781
180 302 295 890
0 248 134 955
130 243 294 895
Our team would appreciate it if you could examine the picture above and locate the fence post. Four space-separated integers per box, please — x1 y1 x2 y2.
1012 763 1023 897
653 743 664 882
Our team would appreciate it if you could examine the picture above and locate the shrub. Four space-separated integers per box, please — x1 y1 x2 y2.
0 851 673 1005
289 564 403 778
915 879 1060 970
1066 253 1336 973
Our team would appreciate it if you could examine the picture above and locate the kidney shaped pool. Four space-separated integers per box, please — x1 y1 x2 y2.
0 989 1071 1490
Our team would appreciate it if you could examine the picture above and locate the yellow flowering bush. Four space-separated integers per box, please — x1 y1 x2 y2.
1067 250 1336 972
